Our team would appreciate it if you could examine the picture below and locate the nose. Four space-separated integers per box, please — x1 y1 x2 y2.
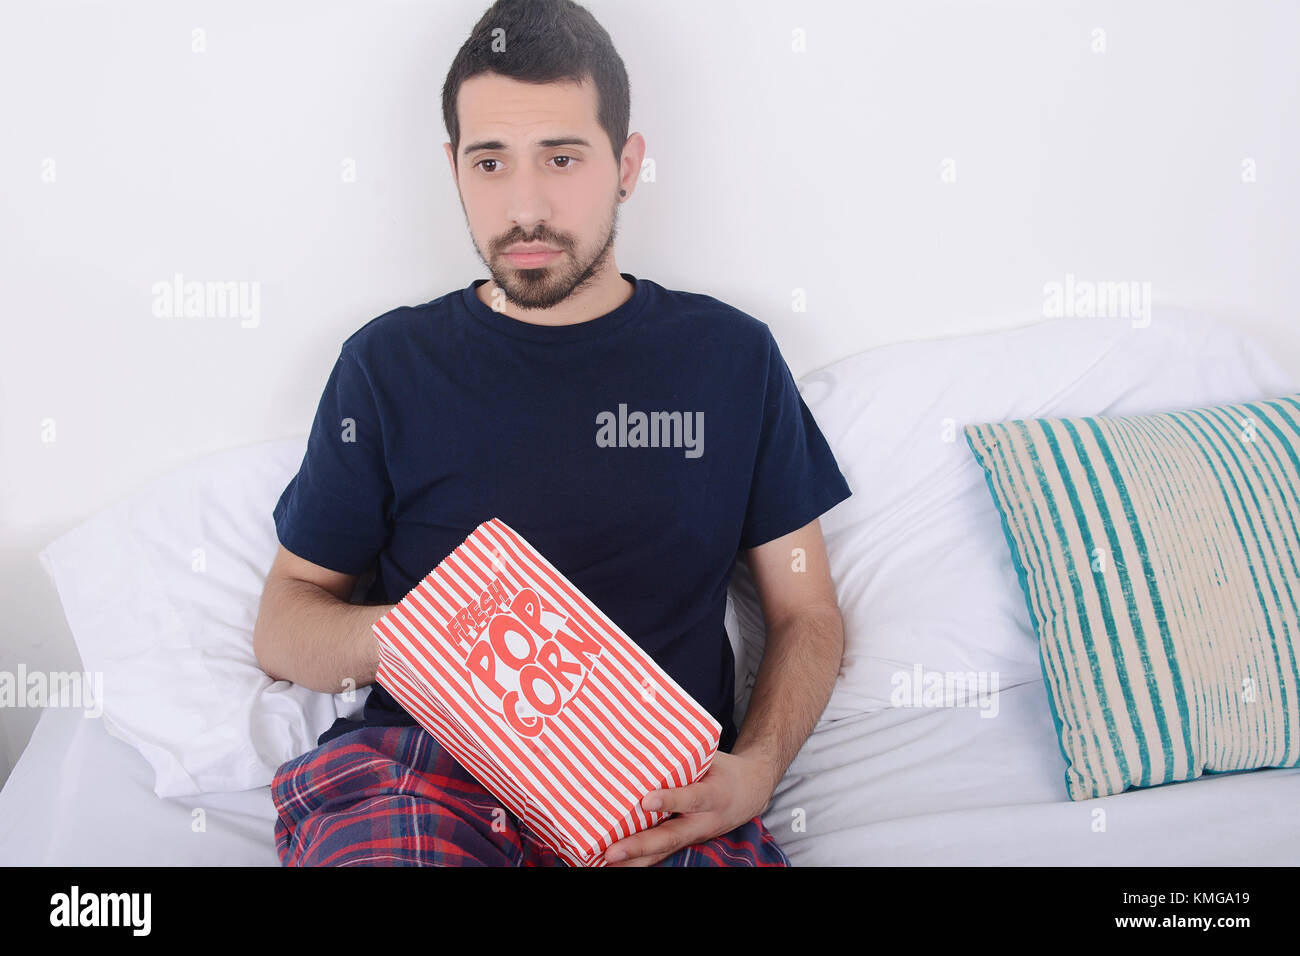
507 164 552 232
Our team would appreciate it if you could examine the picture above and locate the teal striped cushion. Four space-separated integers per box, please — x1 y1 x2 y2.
964 392 1300 799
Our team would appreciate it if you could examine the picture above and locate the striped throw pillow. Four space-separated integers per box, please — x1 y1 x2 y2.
964 392 1300 800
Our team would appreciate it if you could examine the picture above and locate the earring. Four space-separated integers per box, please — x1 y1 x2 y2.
619 189 627 196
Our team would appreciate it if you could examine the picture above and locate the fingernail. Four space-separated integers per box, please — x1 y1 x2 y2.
643 795 661 810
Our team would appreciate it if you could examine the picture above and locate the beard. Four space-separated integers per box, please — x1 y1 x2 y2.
475 195 621 311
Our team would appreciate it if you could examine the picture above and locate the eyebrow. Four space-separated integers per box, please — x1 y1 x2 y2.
461 136 593 158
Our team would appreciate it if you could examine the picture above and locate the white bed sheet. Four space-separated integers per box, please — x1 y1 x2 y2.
770 678 1300 866
4 677 1297 865
0 706 279 866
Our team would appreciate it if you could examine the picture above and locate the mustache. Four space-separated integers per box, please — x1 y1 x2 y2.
497 234 566 251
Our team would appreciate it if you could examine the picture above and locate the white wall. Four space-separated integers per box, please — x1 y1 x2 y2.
2 0 1297 786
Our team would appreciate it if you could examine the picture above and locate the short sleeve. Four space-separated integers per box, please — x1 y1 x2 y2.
738 329 852 550
272 349 393 574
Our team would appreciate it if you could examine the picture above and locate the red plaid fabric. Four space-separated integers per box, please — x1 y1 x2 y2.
272 725 791 867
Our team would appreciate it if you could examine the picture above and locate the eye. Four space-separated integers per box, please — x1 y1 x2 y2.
473 155 579 174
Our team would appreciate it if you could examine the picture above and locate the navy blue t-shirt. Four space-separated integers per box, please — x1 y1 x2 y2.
272 273 852 754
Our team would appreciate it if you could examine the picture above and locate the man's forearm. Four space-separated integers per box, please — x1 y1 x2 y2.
730 605 844 795
253 578 394 694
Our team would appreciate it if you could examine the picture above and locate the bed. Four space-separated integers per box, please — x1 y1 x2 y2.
4 307 1298 866
4 665 1297 866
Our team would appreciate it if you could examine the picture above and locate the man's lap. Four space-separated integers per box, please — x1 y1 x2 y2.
272 724 790 867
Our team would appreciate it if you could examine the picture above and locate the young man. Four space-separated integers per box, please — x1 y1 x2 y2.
255 0 851 867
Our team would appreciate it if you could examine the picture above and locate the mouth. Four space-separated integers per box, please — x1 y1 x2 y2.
503 245 562 267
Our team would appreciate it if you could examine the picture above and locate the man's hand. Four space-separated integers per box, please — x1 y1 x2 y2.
602 750 776 866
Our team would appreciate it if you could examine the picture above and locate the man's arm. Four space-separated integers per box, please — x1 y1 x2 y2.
730 516 844 793
253 544 395 695
604 517 843 864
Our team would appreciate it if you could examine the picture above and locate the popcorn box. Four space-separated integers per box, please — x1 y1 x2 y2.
373 518 722 866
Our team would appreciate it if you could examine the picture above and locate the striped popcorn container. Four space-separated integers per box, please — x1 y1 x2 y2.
373 518 722 867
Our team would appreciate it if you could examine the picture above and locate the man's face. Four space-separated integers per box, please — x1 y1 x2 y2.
446 72 623 310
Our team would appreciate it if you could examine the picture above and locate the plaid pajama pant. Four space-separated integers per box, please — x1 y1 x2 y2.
272 724 791 866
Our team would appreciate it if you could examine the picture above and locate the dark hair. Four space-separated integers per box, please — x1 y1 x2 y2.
442 0 631 171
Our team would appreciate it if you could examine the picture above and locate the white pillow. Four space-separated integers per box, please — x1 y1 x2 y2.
729 309 1299 727
38 437 366 797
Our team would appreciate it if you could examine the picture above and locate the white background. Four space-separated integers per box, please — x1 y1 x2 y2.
2 0 1297 785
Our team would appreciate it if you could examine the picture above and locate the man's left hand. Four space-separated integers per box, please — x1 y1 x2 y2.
602 750 775 866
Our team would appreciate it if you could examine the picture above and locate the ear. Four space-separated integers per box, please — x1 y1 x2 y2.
619 132 647 197
444 142 457 180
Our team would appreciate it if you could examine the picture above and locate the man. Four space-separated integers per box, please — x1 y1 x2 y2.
254 0 851 867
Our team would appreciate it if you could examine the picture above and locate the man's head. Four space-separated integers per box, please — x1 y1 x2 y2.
441 0 643 310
